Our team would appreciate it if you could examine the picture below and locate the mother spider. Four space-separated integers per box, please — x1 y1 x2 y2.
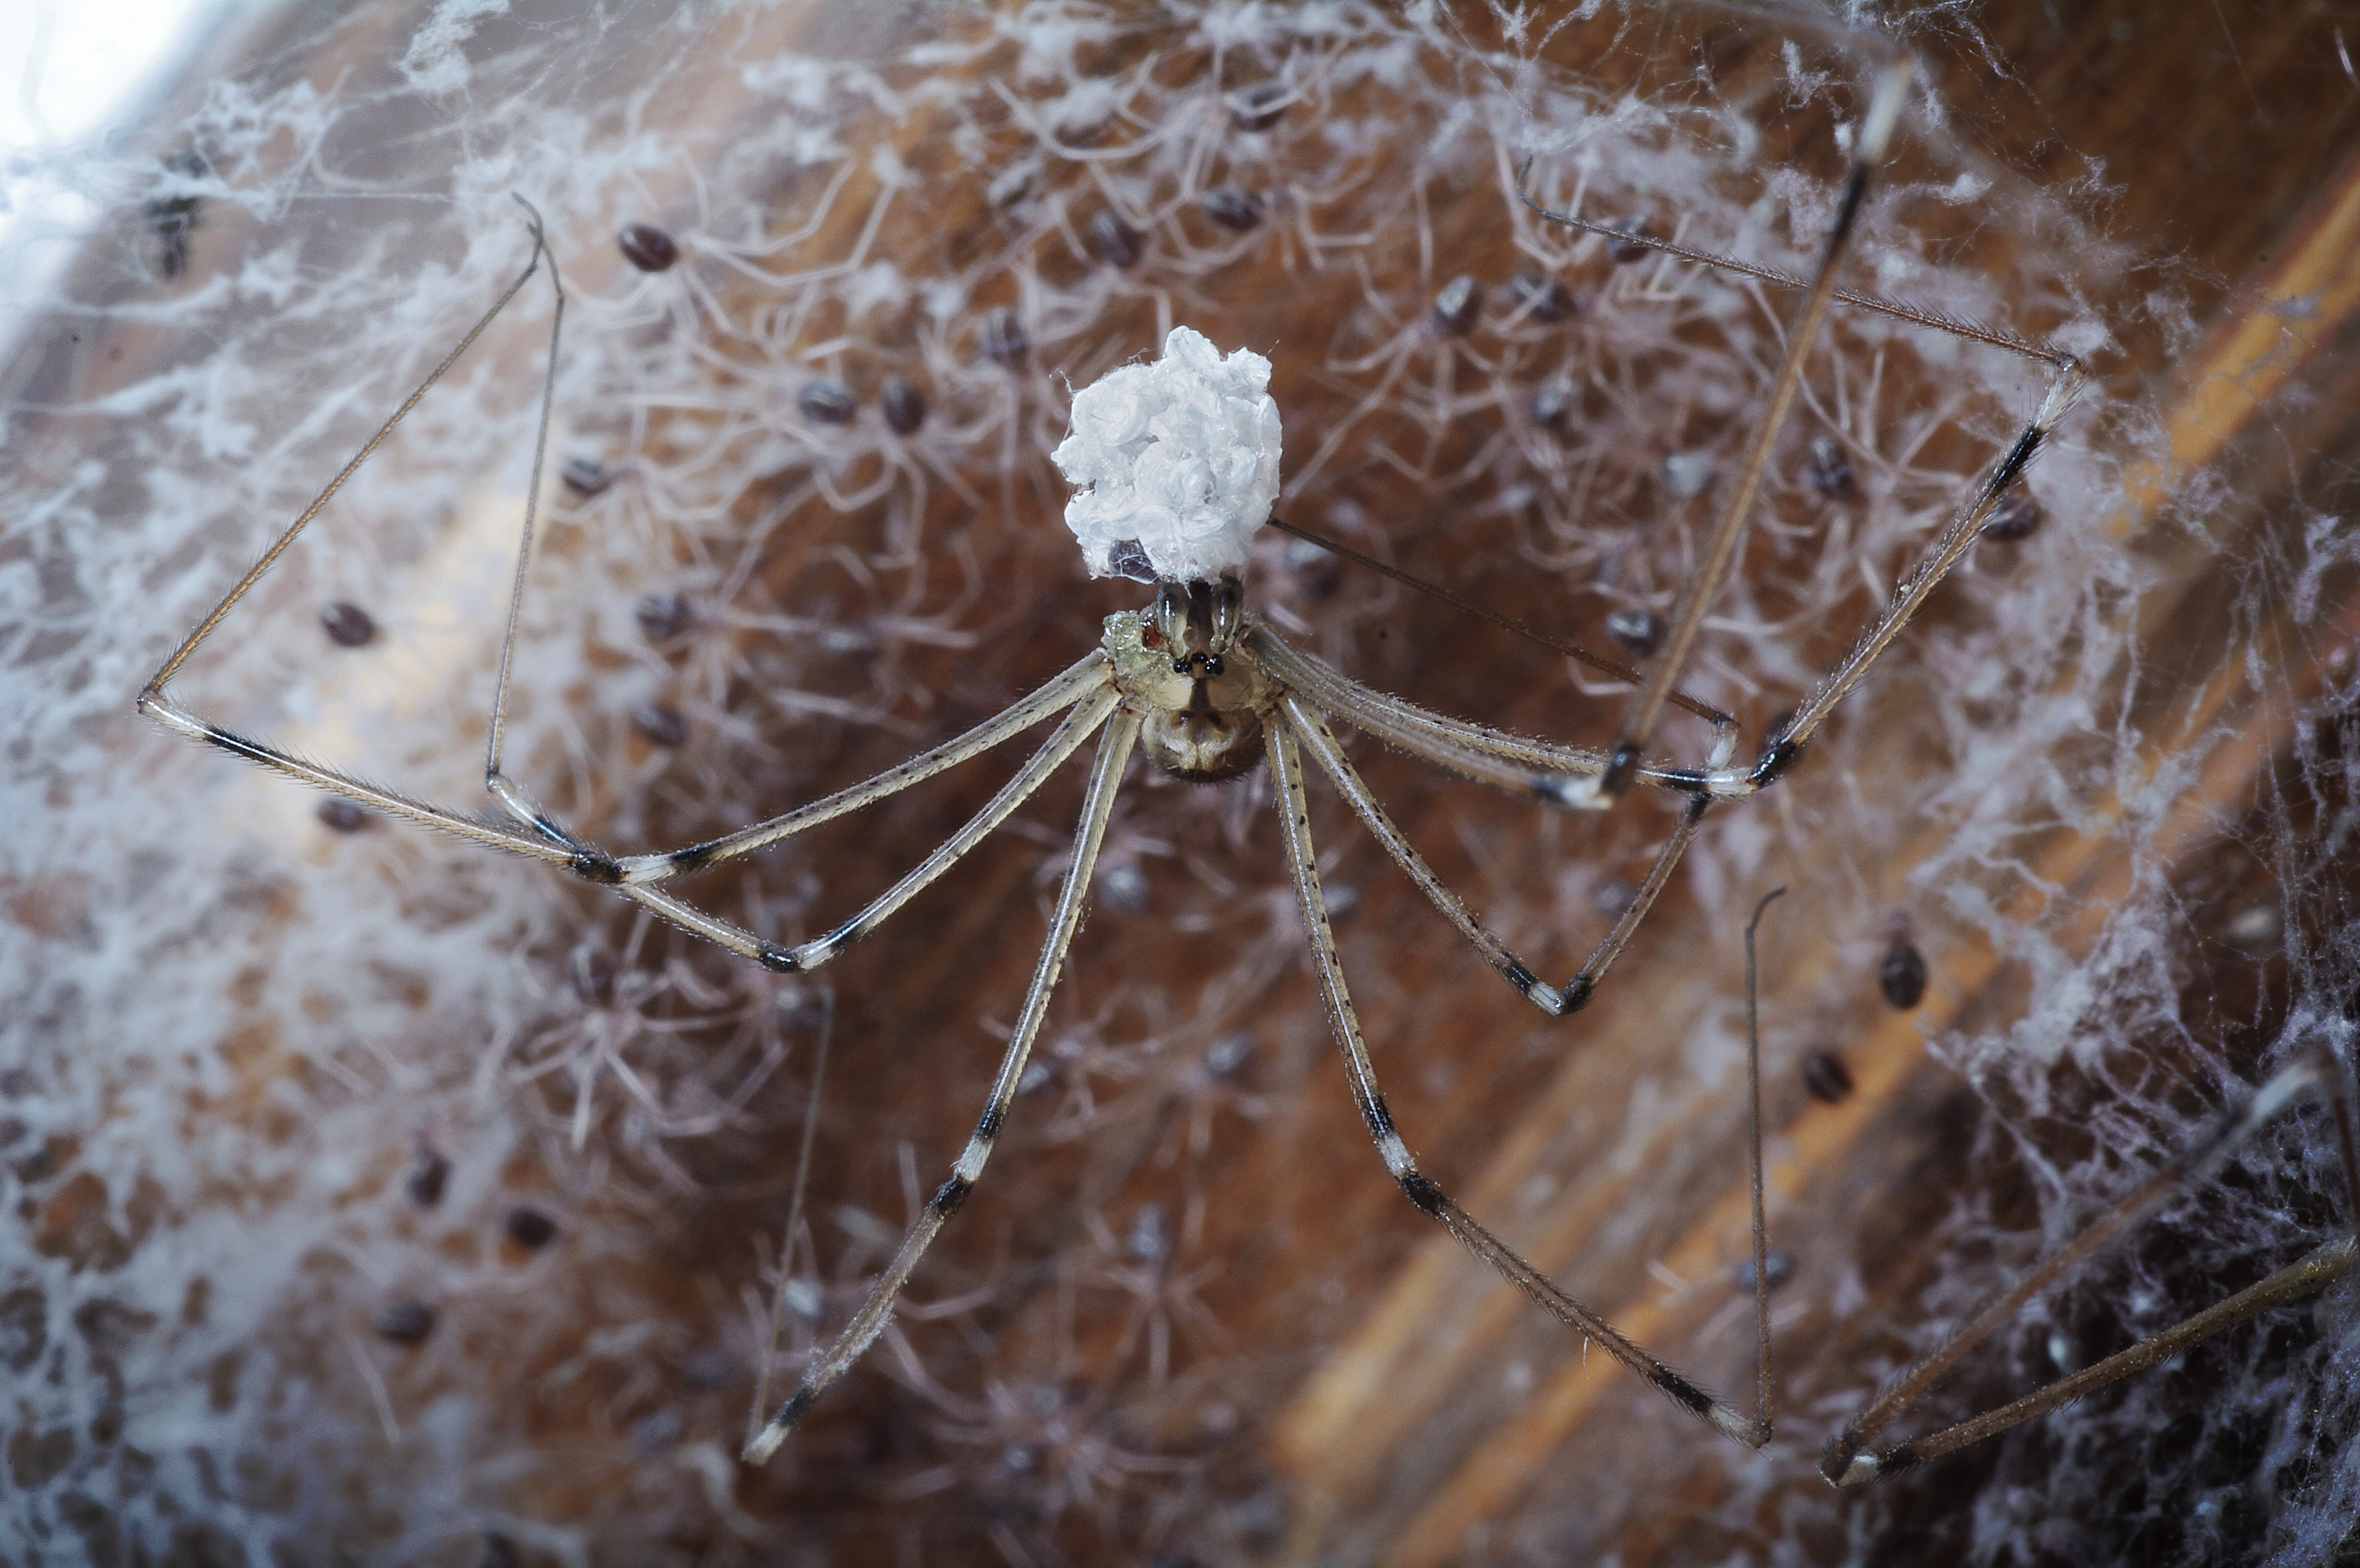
137 48 2355 1491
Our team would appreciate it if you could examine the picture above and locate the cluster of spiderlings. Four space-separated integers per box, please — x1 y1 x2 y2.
13 2 2351 1565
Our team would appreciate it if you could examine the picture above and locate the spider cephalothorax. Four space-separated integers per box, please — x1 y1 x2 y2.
1109 577 1268 783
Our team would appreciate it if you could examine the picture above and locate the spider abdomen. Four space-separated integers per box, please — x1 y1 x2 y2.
1143 706 1266 783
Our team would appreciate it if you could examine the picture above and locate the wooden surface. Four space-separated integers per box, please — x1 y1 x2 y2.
7 3 2360 1564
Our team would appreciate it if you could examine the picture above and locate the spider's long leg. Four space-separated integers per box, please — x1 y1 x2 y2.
1824 1045 2360 1486
1266 713 1769 1448
1279 692 1572 1015
136 697 589 870
143 204 549 700
744 706 1143 1463
1742 889 1785 1435
614 653 1111 886
1722 355 2086 794
1580 56 1916 807
1830 1237 2359 1487
138 212 585 868
1557 793 1710 1012
1279 688 1710 1017
482 202 570 840
1248 626 1709 803
597 684 1121 970
764 687 1123 971
749 987 834 1449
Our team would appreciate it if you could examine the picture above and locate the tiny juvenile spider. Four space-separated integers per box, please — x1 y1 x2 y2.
136 50 2359 1495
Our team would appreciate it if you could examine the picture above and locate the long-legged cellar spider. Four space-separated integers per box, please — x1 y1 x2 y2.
134 0 2360 1548
5 3 2360 1568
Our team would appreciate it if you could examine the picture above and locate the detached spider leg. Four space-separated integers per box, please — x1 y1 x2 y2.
1823 1044 2360 1485
745 707 1142 1463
